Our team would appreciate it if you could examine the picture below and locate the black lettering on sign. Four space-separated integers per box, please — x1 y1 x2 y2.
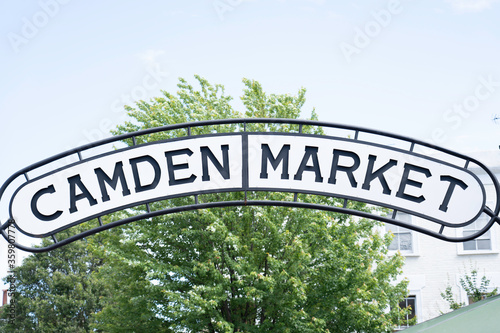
200 145 230 181
260 144 290 180
396 163 432 203
294 146 323 183
439 175 468 212
130 155 161 192
68 175 98 213
362 155 397 195
94 161 131 202
328 149 360 187
165 149 196 186
30 185 63 221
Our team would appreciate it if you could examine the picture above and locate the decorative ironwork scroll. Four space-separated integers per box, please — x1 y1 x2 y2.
1 119 499 252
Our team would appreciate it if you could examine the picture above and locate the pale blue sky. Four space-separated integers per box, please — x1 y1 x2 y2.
1 0 500 282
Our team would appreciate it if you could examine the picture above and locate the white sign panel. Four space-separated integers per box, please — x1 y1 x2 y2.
248 134 485 226
9 133 486 238
11 136 243 236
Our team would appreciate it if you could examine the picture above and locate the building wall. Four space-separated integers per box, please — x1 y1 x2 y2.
394 151 500 323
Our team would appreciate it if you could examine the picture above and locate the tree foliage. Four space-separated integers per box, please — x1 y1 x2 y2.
2 76 410 333
92 76 410 332
0 224 109 332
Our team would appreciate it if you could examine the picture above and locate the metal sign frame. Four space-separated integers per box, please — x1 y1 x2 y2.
1 118 499 253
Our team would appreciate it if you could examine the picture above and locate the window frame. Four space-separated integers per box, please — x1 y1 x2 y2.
457 209 498 255
385 212 419 256
394 295 417 330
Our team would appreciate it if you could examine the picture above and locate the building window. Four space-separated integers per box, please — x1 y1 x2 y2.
396 295 416 329
386 212 414 254
463 217 491 251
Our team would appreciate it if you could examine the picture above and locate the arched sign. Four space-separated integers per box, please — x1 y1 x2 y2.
1 119 499 252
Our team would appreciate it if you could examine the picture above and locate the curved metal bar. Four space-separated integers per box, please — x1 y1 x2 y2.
1 200 497 253
1 118 499 252
2 118 498 206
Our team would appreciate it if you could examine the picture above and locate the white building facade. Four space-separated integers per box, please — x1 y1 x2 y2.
388 151 500 326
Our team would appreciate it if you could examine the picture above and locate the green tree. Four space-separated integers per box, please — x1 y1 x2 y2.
92 76 410 332
0 224 109 332
90 223 172 333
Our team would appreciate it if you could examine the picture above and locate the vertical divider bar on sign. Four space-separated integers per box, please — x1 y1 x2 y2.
294 124 303 203
188 127 199 205
242 124 249 203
